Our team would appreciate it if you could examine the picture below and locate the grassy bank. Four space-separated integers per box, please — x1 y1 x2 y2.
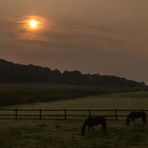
0 83 143 106
13 91 148 110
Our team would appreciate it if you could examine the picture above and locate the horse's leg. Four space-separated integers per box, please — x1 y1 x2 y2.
142 116 146 124
88 124 91 133
142 117 144 124
133 119 135 125
91 125 95 134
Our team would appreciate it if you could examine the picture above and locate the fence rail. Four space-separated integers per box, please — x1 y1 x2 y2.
0 108 147 121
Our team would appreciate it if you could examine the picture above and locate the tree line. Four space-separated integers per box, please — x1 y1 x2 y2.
0 59 146 88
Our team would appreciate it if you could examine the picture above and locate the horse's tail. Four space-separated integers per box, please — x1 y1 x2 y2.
126 114 130 126
81 118 89 135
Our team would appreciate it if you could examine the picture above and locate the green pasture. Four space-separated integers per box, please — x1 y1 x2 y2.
0 85 148 147
14 91 148 110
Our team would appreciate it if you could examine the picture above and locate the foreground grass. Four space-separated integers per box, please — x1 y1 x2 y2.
0 120 148 148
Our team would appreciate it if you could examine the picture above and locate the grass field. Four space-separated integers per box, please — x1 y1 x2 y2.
0 120 148 148
1 86 148 147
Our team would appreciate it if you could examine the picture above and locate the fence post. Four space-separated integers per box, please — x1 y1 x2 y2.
115 109 118 121
39 109 42 120
64 109 67 120
88 109 91 117
15 108 18 120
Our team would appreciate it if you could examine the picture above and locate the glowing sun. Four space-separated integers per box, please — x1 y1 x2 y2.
21 15 53 35
23 16 46 31
28 19 39 29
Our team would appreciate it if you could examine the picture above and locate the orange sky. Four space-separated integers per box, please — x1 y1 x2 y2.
0 0 148 82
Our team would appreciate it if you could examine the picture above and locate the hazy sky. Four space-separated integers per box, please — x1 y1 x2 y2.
0 0 148 82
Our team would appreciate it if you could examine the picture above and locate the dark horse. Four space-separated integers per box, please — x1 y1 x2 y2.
81 116 106 135
126 111 147 126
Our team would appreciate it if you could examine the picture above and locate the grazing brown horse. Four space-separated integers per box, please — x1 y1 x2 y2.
126 111 147 126
81 116 106 135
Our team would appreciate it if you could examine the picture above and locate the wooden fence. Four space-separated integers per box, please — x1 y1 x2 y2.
0 109 147 121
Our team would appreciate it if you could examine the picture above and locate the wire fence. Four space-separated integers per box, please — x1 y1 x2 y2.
0 108 147 121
